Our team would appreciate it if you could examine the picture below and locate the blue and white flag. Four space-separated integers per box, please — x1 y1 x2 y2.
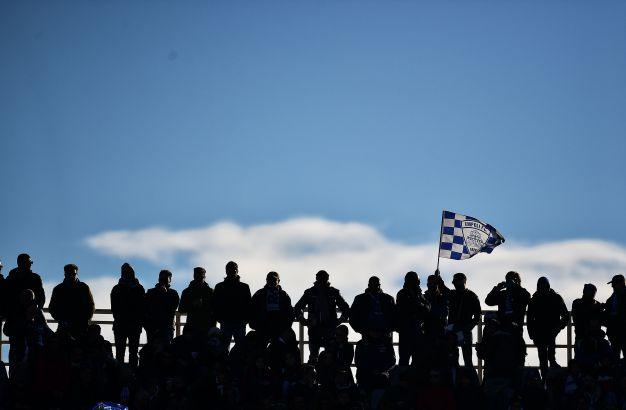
439 211 505 260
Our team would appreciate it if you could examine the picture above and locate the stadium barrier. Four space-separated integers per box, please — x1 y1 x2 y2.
0 309 574 382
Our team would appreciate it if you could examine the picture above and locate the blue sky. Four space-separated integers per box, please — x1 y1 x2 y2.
1 0 626 300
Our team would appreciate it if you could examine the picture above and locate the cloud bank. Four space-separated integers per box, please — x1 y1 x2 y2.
84 217 626 308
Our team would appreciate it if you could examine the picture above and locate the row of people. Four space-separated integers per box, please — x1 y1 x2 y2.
1 253 626 409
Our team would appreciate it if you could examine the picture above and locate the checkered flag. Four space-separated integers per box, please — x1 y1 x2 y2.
439 211 505 260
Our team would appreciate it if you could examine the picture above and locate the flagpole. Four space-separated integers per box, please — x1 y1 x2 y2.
436 210 444 275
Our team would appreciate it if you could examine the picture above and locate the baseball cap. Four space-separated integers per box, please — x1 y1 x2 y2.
607 274 625 284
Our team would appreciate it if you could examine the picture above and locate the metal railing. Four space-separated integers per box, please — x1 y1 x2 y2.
1 309 575 382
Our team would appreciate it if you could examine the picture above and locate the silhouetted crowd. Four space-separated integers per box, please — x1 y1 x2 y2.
1 253 626 409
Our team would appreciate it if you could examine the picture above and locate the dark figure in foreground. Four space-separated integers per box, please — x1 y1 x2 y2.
250 271 294 344
424 273 450 339
179 267 215 338
110 263 145 368
294 270 349 363
350 277 396 390
144 269 180 344
49 263 95 339
448 272 481 367
395 271 430 366
604 274 626 360
350 276 396 337
571 283 604 341
485 270 530 333
213 261 251 346
527 276 569 379
3 253 46 376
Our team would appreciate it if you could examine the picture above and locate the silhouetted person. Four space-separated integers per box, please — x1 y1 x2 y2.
179 267 215 338
294 270 349 363
571 283 603 341
349 276 396 337
395 271 430 366
144 270 180 344
3 253 45 376
49 263 95 339
111 263 145 368
213 261 252 346
6 289 52 365
354 331 396 391
477 315 526 407
424 272 449 338
604 274 626 359
250 271 294 344
527 277 569 379
448 272 481 367
485 271 530 333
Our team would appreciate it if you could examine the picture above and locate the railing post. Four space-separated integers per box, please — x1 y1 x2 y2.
298 320 305 363
175 312 181 337
567 320 573 364
477 312 483 383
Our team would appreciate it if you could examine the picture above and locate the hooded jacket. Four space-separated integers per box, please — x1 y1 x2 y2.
527 288 569 341
110 277 145 332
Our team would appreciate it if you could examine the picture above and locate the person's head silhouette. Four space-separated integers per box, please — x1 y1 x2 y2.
193 267 206 282
582 283 597 300
536 276 550 294
367 276 381 293
452 272 467 291
121 263 135 280
17 253 32 271
608 274 625 292
505 271 521 288
266 271 280 288
404 271 419 289
64 264 78 282
315 270 329 285
158 270 172 288
225 261 238 278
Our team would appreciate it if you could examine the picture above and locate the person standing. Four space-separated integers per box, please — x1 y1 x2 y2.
213 261 252 346
250 271 294 344
395 271 430 366
447 272 481 368
110 263 145 368
144 270 180 344
179 267 215 338
350 276 396 337
604 274 626 360
423 273 449 339
49 263 95 339
294 270 349 363
571 283 604 341
3 253 45 376
485 271 530 333
527 277 569 379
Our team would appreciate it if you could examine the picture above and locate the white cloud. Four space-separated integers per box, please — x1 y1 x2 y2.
85 217 626 307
